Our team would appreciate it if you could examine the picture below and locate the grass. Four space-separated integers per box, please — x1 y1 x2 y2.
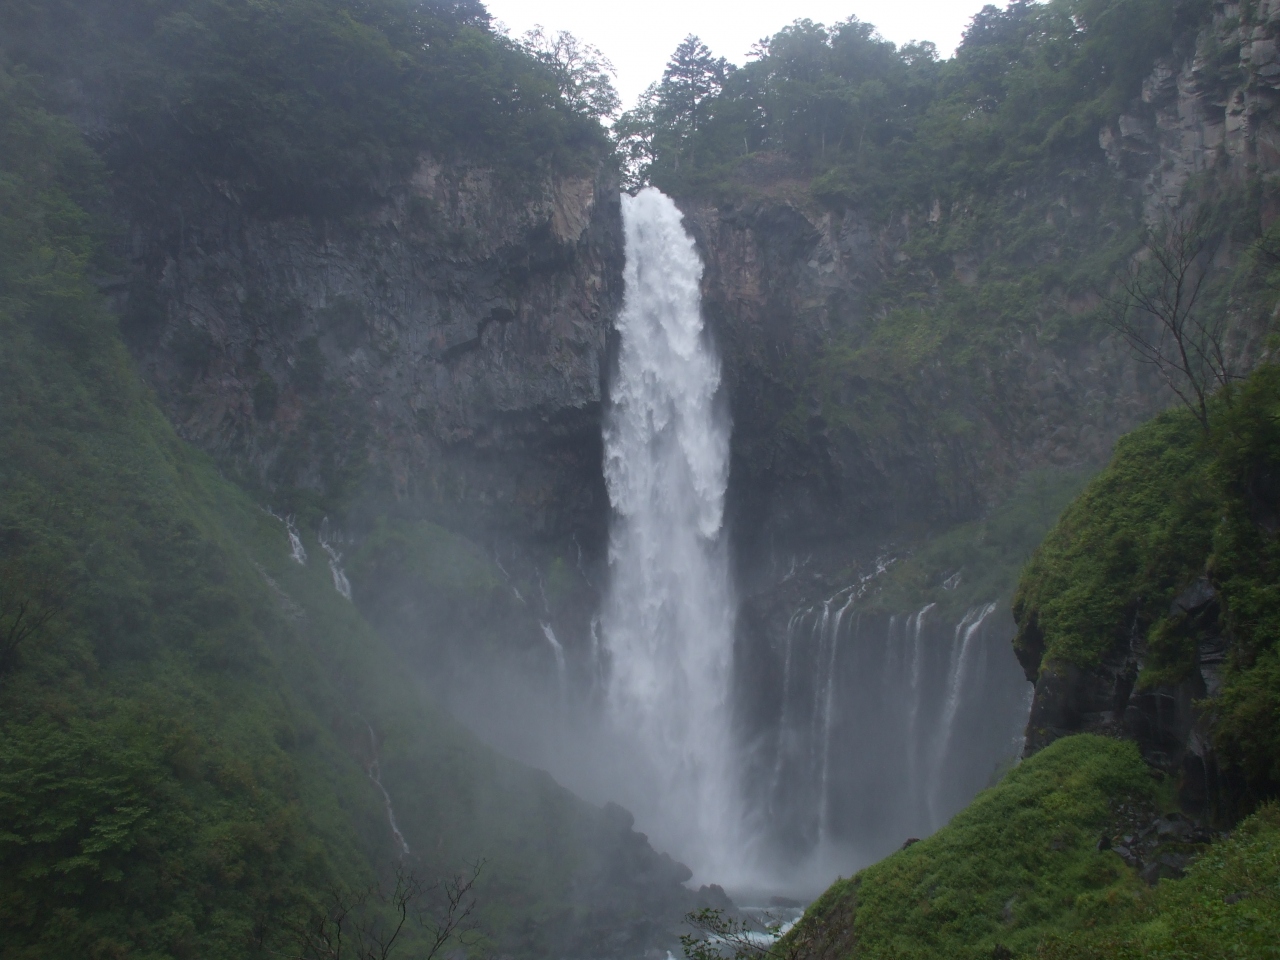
791 735 1280 959
793 735 1159 960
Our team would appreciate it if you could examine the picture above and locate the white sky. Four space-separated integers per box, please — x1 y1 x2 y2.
485 1 995 108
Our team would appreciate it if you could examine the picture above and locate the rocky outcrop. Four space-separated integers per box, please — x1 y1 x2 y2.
1020 577 1243 824
115 155 623 546
1102 1 1280 216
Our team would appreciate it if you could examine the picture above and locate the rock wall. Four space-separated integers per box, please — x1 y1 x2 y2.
1103 1 1280 215
116 156 623 547
678 185 1178 617
1018 1 1280 821
1018 577 1241 823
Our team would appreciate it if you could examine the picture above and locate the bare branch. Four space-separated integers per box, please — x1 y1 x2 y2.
280 860 484 960
681 907 813 960
421 860 484 960
1103 207 1238 430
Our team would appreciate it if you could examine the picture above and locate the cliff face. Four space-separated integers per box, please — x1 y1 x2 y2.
1103 0 1280 213
1015 1 1280 818
112 0 1279 862
117 156 623 546
685 197 1163 587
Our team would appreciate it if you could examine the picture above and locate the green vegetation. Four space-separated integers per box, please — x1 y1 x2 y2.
791 735 1159 959
0 63 646 960
1038 803 1280 959
869 468 1093 620
786 735 1280 960
625 0 1212 209
1012 409 1218 671
1015 365 1280 797
0 0 611 214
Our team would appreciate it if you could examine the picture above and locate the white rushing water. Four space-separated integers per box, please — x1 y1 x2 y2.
601 187 740 880
318 524 352 600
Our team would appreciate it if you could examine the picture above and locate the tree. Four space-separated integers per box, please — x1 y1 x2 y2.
613 35 733 185
519 26 621 120
0 508 73 677
661 36 733 137
613 82 661 189
680 907 813 960
284 861 484 960
1105 209 1238 431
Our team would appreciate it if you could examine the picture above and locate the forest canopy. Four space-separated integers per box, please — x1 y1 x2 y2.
618 0 1215 206
0 0 616 213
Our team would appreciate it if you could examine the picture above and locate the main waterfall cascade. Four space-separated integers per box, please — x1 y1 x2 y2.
600 187 741 879
438 188 1035 894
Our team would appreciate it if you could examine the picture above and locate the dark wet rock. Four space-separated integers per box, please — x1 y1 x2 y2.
1021 574 1245 824
696 885 735 912
1171 577 1216 616
117 156 623 549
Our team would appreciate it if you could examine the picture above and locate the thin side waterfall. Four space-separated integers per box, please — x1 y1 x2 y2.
769 608 804 811
318 520 352 600
267 508 307 565
363 722 410 857
816 599 855 845
601 187 738 879
905 602 936 804
540 622 567 695
754 596 1031 875
930 602 998 816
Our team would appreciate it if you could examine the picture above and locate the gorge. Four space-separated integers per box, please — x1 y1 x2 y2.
3 0 1280 957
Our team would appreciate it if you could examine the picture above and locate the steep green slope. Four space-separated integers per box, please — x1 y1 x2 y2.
1014 366 1280 798
789 735 1280 960
0 67 674 960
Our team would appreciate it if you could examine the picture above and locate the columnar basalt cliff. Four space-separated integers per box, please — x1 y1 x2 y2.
118 157 624 546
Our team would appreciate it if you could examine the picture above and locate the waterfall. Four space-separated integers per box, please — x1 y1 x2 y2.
363 722 410 857
318 522 352 600
601 187 738 878
753 596 1031 874
816 598 855 846
541 622 567 693
928 602 997 825
267 508 308 565
905 603 935 808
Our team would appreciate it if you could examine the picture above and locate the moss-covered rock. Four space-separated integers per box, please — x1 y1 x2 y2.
1013 366 1280 806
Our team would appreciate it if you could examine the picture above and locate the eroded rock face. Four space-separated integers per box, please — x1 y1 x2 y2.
1021 578 1243 823
117 156 623 545
1102 1 1280 216
680 195 1164 588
